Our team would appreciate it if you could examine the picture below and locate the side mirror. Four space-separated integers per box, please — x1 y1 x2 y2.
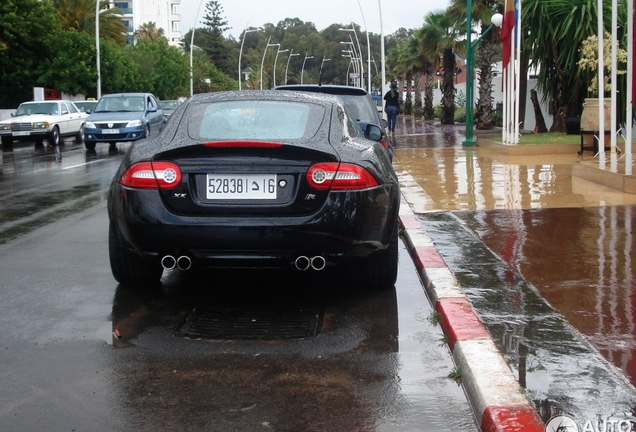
149 106 157 113
365 124 383 142
86 109 92 114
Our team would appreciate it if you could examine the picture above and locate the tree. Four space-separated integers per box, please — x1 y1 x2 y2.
0 0 61 89
447 0 501 129
198 0 232 75
419 11 463 124
54 0 127 46
38 29 97 96
135 22 164 43
127 38 190 99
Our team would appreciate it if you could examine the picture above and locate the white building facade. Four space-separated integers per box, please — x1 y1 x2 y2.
111 0 182 45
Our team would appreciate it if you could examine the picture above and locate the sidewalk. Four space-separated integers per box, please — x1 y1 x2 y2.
392 118 636 432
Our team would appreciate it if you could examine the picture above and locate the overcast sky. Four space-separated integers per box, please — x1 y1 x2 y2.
178 0 448 39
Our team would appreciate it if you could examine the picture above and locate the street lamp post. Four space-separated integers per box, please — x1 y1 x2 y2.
301 54 314 84
355 0 373 94
95 0 101 99
273 47 288 87
378 0 386 116
319 56 331 85
463 11 503 146
238 27 257 90
285 49 300 84
190 0 206 96
340 40 361 87
339 26 365 91
260 39 278 90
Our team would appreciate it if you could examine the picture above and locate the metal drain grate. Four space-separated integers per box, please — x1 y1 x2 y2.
176 307 323 340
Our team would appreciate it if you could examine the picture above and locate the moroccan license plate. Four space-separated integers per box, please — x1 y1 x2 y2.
102 129 119 134
206 174 277 200
13 131 30 136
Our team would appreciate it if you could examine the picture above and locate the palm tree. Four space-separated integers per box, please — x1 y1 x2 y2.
521 0 627 130
447 0 501 129
135 22 165 42
412 25 437 120
421 11 464 125
53 0 126 46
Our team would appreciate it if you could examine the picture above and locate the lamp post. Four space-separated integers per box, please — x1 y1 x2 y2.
190 0 206 96
285 49 300 84
238 27 257 90
378 0 386 117
342 50 358 86
462 11 503 146
301 54 314 84
273 47 288 87
339 26 366 91
340 40 361 87
355 0 373 94
95 0 101 99
319 56 331 85
260 39 278 90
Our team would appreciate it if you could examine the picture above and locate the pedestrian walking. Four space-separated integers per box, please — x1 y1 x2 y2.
384 82 399 134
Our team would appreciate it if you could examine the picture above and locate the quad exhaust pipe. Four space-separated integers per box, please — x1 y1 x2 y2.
161 255 192 271
294 255 326 271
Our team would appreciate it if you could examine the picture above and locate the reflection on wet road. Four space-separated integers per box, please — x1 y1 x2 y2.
0 141 127 244
393 118 636 421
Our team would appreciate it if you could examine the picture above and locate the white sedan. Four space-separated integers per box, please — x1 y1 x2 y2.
0 100 88 147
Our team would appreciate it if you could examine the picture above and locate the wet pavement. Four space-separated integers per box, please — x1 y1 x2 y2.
392 117 636 422
0 140 478 431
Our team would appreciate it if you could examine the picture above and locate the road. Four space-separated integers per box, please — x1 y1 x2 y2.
0 141 477 431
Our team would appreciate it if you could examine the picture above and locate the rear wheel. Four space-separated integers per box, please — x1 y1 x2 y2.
354 226 399 290
48 126 60 146
109 223 163 286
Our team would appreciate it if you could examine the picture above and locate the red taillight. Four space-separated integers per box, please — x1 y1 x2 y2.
203 140 283 148
306 163 378 190
120 161 182 189
380 139 388 149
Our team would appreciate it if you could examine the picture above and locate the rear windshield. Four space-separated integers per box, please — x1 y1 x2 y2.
339 95 378 123
189 100 326 141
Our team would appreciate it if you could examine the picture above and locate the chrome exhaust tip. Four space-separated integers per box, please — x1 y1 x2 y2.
161 255 176 270
310 256 326 271
176 255 192 271
294 256 311 271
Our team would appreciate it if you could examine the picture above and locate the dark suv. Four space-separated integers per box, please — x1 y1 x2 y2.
275 85 391 159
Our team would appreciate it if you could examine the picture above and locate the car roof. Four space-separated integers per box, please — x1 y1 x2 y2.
274 85 369 96
100 93 154 98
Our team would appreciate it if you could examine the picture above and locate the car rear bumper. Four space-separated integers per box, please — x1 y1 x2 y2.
108 183 400 268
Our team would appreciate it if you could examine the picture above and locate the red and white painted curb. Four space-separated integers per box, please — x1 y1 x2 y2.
398 196 545 432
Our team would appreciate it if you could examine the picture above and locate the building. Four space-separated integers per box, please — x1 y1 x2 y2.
112 0 182 45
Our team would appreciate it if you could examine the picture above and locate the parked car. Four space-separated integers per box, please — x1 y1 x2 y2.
0 100 88 147
84 93 165 150
108 90 400 288
74 100 97 113
274 84 391 159
158 99 182 119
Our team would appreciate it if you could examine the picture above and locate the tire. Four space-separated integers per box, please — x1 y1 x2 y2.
109 223 163 286
48 126 61 146
75 124 85 143
354 225 399 290
1 137 12 149
84 140 96 151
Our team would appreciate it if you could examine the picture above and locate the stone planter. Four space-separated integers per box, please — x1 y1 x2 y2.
580 97 611 147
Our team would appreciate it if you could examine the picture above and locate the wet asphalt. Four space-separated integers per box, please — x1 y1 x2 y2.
4 117 636 428
0 140 476 431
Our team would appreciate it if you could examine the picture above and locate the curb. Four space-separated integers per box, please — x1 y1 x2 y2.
398 197 545 432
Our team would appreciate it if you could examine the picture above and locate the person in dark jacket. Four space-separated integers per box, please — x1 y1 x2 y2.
383 82 399 134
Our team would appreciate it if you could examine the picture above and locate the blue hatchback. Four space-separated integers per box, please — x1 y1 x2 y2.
84 93 165 150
